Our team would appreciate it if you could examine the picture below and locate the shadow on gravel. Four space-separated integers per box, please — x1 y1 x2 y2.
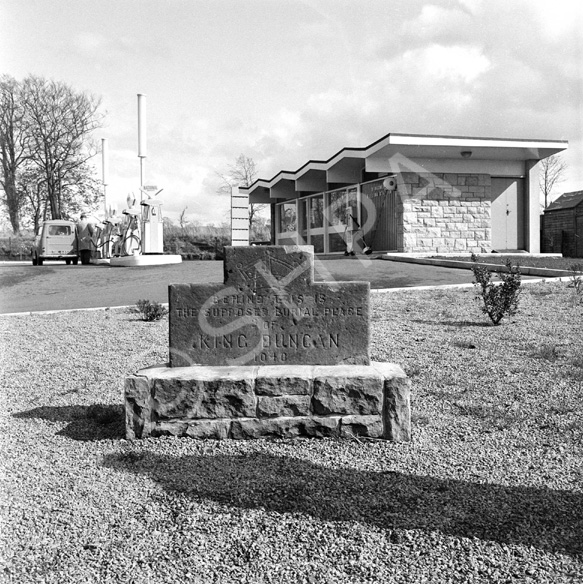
103 451 583 558
13 404 125 441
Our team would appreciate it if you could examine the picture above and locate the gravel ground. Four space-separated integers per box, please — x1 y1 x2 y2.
1 282 582 583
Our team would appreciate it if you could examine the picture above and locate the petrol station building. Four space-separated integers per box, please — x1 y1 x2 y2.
241 133 568 254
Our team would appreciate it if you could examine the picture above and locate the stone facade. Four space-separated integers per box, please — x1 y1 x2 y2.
125 362 411 441
397 173 492 253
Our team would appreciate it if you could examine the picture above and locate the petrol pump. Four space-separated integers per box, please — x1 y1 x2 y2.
140 187 164 254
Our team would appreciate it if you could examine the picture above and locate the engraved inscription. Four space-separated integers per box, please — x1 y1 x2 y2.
169 246 370 366
175 294 363 320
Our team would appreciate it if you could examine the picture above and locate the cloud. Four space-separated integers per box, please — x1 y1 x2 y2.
398 44 491 85
93 0 582 224
401 4 475 41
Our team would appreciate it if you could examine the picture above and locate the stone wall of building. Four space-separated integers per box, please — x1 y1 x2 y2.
397 173 492 253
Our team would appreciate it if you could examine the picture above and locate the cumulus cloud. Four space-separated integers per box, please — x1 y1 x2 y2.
94 0 583 220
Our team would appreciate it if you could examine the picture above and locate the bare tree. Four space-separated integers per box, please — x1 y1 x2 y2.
216 154 267 236
22 76 103 219
540 154 567 209
19 163 48 234
0 75 32 234
178 206 189 230
57 161 102 219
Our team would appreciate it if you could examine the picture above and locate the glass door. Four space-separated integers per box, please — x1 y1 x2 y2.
276 201 299 245
307 195 324 253
326 187 359 252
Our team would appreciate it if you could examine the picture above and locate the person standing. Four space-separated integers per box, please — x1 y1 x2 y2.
344 209 359 256
77 213 94 265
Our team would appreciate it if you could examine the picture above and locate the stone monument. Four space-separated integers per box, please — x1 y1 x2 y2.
125 246 411 441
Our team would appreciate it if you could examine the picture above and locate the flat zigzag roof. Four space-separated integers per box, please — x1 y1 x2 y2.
241 131 568 193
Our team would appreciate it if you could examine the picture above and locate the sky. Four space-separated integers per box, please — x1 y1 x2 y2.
1 0 582 225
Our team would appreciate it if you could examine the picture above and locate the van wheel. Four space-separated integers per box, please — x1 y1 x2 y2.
37 258 44 266
66 259 71 265
72 258 79 265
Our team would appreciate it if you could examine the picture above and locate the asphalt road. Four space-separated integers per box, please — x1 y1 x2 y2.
0 257 478 315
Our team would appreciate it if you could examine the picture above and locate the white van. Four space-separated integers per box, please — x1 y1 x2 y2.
32 220 79 266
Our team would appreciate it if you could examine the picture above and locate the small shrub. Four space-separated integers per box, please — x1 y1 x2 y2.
135 299 168 321
564 354 583 380
470 254 521 325
404 364 422 378
411 412 430 427
568 263 583 300
530 342 560 362
453 339 476 349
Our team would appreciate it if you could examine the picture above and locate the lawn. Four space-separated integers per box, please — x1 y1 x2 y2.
1 281 582 583
432 255 582 271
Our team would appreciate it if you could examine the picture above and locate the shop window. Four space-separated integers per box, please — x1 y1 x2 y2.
311 234 324 253
279 203 297 233
328 190 347 226
310 196 324 229
329 232 346 252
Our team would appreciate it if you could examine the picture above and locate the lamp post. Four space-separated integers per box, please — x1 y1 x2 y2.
101 138 108 215
137 94 147 198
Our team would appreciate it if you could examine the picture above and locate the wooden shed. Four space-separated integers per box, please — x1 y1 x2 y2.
541 190 583 257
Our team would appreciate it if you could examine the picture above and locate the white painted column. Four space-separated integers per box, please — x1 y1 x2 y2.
101 138 108 216
525 160 541 253
137 94 147 195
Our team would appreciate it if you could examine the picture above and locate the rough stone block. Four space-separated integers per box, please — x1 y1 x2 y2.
151 419 231 439
231 416 339 439
145 365 257 420
312 366 383 415
124 376 152 439
383 376 411 442
186 420 231 439
428 187 445 199
255 365 313 396
401 172 420 184
340 415 383 438
257 395 312 418
125 362 411 442
371 362 411 442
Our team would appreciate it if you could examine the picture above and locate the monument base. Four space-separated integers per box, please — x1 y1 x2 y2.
125 362 411 441
110 254 182 267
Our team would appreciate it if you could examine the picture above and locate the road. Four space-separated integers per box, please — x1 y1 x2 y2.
0 257 478 315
